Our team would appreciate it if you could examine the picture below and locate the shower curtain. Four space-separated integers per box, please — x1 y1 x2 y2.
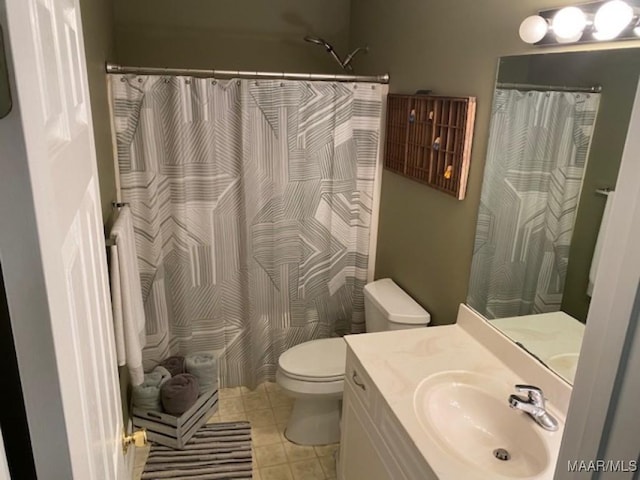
110 75 385 386
468 89 600 319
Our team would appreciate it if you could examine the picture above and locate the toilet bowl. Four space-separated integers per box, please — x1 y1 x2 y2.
276 337 346 445
276 278 431 446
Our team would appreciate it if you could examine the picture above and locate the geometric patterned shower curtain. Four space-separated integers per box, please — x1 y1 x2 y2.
109 75 385 387
468 89 600 319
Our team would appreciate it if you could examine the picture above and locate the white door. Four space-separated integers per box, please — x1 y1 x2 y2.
0 0 126 478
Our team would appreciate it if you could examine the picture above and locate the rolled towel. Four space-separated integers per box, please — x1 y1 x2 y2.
159 356 186 376
132 367 172 411
161 374 200 415
151 366 172 386
185 352 218 393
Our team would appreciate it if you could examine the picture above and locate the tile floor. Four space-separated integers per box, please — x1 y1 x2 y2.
133 382 339 480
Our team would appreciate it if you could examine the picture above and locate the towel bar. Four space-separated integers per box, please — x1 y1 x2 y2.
595 188 614 196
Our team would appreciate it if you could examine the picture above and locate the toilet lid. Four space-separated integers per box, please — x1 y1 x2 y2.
278 338 347 381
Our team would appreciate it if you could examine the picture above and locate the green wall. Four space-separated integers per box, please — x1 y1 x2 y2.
79 0 117 222
113 0 352 73
348 0 640 325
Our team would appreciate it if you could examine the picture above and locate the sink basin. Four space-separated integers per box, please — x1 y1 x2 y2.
414 371 550 478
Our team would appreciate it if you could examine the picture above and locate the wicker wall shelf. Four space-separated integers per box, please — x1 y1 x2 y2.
384 94 476 200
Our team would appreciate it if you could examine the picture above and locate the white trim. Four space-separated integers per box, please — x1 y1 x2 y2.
556 76 640 478
367 84 388 282
599 284 640 474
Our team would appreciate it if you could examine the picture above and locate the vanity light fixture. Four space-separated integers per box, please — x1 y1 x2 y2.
593 0 635 39
552 6 588 42
519 15 550 43
519 0 640 45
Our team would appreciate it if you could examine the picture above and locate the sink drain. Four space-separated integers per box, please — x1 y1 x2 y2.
493 448 511 461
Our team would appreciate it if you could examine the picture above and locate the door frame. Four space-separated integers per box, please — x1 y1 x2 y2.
556 76 640 477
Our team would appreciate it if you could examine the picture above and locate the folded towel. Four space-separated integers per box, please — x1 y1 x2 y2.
161 374 200 415
110 206 146 386
132 367 172 411
185 353 218 393
588 192 615 296
160 356 186 377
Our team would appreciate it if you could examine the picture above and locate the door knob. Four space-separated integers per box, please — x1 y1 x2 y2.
122 429 147 454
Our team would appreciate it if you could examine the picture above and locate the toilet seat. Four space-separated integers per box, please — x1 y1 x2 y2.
278 337 347 383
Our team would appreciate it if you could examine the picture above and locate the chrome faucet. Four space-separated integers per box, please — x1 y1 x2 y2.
508 384 559 432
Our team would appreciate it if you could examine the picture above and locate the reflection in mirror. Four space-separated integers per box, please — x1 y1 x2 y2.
468 49 640 383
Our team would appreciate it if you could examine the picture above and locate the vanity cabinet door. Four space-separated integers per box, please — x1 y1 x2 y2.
339 382 401 480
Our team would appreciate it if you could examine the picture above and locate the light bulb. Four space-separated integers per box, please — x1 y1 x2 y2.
519 15 549 43
594 1 634 40
552 6 587 42
592 29 613 40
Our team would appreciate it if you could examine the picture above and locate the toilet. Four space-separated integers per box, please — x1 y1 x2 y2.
276 278 431 445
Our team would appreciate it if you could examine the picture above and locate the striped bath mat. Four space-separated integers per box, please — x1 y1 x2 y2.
142 422 252 479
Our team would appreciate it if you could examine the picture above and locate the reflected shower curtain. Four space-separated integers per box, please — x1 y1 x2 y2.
468 89 600 318
110 76 384 386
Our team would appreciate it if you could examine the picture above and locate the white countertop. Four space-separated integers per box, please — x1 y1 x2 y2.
344 305 571 480
491 312 585 383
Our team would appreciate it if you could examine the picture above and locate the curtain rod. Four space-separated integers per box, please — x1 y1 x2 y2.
105 63 390 84
496 82 602 93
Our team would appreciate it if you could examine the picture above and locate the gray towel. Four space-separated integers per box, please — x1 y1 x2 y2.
161 374 200 415
132 366 172 411
159 356 186 376
185 352 218 393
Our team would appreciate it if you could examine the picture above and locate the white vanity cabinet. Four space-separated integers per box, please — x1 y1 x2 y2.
339 309 569 480
338 348 436 480
340 381 394 480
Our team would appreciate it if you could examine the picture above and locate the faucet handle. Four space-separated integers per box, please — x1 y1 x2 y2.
514 384 546 407
508 394 528 409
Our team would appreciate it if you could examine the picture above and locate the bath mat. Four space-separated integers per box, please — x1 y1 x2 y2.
141 422 252 479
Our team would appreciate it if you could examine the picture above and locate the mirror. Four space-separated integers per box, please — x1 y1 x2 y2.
468 48 640 383
0 24 12 119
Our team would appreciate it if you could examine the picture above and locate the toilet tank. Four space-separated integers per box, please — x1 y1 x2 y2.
363 278 431 332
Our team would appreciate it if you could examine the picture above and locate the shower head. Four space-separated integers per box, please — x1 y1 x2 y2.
304 36 333 51
303 35 367 72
